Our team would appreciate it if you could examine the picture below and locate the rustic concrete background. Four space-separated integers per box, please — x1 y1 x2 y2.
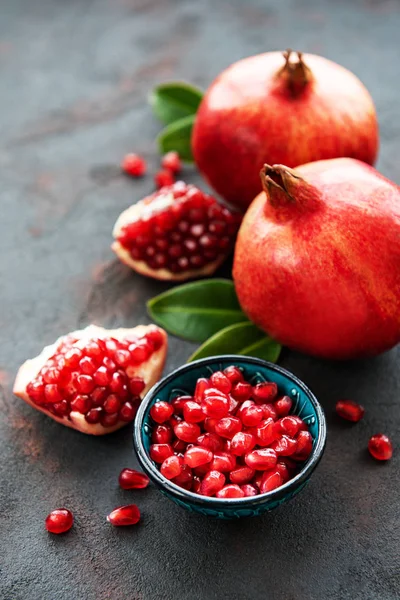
0 0 399 598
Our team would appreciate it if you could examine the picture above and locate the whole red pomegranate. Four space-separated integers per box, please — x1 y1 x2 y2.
192 50 379 211
233 158 400 360
14 324 167 434
112 181 241 281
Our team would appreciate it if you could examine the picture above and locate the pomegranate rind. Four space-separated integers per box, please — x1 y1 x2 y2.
112 199 228 282
13 324 167 435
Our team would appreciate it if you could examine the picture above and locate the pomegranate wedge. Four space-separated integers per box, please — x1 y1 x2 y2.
13 324 167 435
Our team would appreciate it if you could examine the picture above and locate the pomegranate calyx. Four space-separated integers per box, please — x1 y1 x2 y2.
260 164 322 213
278 49 313 96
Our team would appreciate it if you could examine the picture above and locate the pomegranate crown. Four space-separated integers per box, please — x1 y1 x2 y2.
260 164 321 213
278 49 312 96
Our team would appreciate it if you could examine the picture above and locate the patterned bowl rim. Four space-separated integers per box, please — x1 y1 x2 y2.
133 355 327 507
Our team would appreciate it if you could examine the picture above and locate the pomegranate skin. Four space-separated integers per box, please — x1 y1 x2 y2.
233 158 400 360
192 51 378 211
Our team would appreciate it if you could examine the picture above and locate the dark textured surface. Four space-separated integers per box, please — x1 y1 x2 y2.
1 1 399 598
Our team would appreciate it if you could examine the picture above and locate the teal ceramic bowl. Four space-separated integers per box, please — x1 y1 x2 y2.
133 356 326 519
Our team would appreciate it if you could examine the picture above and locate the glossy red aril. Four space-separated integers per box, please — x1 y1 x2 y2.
155 169 175 189
199 470 226 496
184 446 213 468
216 484 245 498
245 448 277 470
336 400 365 423
161 151 182 174
121 153 147 177
193 49 378 211
45 508 73 534
107 504 140 526
148 366 313 497
161 455 182 479
119 468 149 490
368 434 393 461
150 401 174 424
14 324 167 435
234 159 400 359
112 181 241 282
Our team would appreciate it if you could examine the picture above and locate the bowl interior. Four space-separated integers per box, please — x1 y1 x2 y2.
140 356 321 472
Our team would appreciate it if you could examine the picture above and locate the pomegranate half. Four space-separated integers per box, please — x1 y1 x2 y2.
14 324 167 434
192 50 379 211
112 182 241 281
233 158 400 360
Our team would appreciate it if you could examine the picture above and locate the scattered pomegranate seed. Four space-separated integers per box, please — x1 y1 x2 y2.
368 433 393 461
107 504 140 526
119 468 149 490
161 151 182 174
45 508 73 534
121 153 146 177
154 169 175 189
336 400 365 423
147 366 314 497
150 401 174 424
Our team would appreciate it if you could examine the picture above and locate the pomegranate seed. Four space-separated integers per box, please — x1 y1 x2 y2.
199 470 225 496
368 433 393 461
119 468 149 489
245 448 277 470
122 153 146 177
85 407 103 424
184 446 213 468
239 403 263 427
174 421 201 443
155 170 175 189
292 430 313 461
44 384 63 404
261 403 277 420
210 371 232 394
171 395 190 414
161 151 181 174
260 470 283 494
256 418 279 446
275 396 292 416
204 417 219 433
223 366 243 384
197 432 224 453
202 394 230 418
161 455 182 479
104 394 121 414
230 432 256 455
45 508 73 534
231 381 252 401
270 435 298 456
101 412 119 427
91 386 108 406
194 378 209 402
276 461 290 483
93 366 111 386
79 356 98 375
229 466 255 485
172 439 187 453
150 443 174 463
241 483 258 497
183 401 204 423
129 377 145 395
173 464 193 490
76 374 95 395
275 415 303 438
107 504 140 526
152 424 172 444
215 416 242 439
150 401 174 424
336 400 365 422
216 484 245 498
119 401 137 422
210 452 236 472
70 394 91 414
252 382 278 403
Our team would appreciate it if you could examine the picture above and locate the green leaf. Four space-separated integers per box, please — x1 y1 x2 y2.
150 82 203 125
157 114 195 162
147 279 248 343
188 322 282 363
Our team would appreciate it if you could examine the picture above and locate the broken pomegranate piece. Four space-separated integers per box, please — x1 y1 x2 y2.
13 324 167 435
112 181 242 281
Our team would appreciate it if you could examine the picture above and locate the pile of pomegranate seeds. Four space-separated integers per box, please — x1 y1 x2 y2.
335 399 365 422
26 328 164 428
121 153 147 177
149 366 313 498
45 508 74 534
116 182 242 275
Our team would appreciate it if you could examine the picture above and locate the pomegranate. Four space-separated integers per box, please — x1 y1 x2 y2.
13 324 167 435
148 366 313 496
233 158 400 359
192 49 379 210
112 181 241 281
